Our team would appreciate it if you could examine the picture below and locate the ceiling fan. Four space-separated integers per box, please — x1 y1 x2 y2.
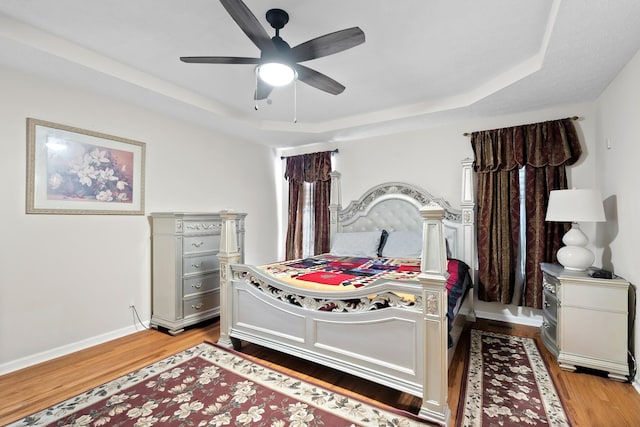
180 0 366 100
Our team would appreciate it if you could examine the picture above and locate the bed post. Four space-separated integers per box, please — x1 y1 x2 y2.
329 170 342 244
217 210 241 348
418 203 450 426
460 158 477 321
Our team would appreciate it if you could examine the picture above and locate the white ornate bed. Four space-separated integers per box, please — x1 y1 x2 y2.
216 159 476 426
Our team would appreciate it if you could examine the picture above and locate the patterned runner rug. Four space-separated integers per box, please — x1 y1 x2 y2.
8 342 433 426
457 330 571 427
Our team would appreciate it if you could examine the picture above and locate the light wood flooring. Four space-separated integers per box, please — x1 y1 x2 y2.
1 318 639 426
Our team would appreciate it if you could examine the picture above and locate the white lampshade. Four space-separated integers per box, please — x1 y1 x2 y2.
545 189 606 271
257 62 296 87
545 189 606 222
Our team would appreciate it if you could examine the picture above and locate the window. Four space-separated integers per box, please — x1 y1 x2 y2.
514 167 526 304
301 182 316 258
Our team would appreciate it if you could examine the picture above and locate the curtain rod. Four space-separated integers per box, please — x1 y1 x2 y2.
280 148 339 160
462 116 580 137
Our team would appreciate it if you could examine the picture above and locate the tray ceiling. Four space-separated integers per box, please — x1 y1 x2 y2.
1 0 639 147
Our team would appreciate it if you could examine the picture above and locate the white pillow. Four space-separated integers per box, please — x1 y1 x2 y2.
330 231 381 258
382 230 422 258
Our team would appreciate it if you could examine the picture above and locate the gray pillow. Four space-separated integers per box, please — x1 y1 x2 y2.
330 231 382 258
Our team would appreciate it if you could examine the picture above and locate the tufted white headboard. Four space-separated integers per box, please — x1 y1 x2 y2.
334 182 464 258
340 196 423 232
328 160 476 280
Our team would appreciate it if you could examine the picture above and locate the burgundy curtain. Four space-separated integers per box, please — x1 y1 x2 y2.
284 151 332 260
313 179 331 255
471 118 582 308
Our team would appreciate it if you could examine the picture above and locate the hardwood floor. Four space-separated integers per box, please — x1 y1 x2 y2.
1 318 639 426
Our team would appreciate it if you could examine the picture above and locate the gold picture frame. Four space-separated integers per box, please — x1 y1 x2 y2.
26 118 146 215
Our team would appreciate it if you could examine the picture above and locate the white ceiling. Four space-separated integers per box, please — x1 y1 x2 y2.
1 0 640 148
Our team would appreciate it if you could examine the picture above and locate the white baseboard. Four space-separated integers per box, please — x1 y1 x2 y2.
0 322 150 376
473 301 543 327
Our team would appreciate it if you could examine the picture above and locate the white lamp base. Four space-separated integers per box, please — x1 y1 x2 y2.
557 224 594 271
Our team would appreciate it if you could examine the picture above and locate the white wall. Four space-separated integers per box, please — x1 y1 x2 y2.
595 48 640 388
0 65 278 373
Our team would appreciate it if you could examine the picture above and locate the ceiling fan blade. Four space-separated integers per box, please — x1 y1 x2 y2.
255 79 274 100
289 27 365 63
294 64 345 95
219 0 276 54
180 56 260 64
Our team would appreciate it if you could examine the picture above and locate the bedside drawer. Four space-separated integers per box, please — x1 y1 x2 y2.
541 320 558 356
183 292 220 317
542 319 557 346
563 283 627 311
543 291 558 323
183 254 220 275
183 234 220 255
183 273 220 297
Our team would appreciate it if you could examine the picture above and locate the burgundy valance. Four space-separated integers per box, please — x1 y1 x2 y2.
471 118 582 172
284 151 332 183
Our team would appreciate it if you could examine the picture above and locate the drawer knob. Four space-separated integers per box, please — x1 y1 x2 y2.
542 321 549 329
192 241 204 248
192 282 202 289
192 303 204 310
192 262 202 268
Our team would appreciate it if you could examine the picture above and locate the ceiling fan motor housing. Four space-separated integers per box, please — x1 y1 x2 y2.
266 8 289 31
260 9 292 65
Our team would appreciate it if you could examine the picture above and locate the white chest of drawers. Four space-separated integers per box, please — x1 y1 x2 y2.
150 212 246 335
540 263 630 381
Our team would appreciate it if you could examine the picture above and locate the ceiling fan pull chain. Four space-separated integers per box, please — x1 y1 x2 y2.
254 69 259 111
293 80 297 123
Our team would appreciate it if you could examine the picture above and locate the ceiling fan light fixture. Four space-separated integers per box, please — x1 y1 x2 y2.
257 62 296 86
180 1 365 98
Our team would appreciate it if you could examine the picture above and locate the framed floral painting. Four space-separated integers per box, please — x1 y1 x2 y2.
26 118 146 215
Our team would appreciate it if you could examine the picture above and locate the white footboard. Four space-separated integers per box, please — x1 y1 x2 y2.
217 206 451 426
229 266 427 396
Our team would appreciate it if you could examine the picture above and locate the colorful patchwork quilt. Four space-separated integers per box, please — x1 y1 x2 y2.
257 254 422 291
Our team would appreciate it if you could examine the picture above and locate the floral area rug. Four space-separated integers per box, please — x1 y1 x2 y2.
8 342 433 427
457 330 571 427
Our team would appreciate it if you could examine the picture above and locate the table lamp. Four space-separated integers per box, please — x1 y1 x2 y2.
545 189 606 271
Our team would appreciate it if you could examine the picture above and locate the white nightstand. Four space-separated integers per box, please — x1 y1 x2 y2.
540 263 630 381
